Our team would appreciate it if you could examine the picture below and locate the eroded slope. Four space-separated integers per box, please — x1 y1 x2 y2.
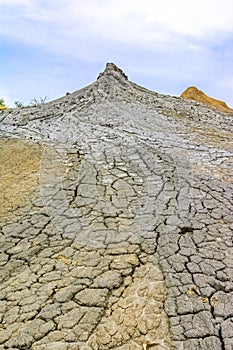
181 86 233 113
0 63 232 350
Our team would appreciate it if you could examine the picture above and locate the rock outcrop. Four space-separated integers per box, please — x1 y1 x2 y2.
181 86 233 113
0 63 232 350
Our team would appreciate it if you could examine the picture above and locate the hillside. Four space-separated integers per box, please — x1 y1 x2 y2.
181 86 233 113
0 63 232 350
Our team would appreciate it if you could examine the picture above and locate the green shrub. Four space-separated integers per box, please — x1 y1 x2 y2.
15 101 24 108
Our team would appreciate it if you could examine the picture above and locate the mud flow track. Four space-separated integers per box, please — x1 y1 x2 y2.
0 63 232 349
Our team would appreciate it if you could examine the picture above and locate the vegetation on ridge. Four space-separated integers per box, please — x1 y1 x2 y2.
0 99 7 110
0 96 48 110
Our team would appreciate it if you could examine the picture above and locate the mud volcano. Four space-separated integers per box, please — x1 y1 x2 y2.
0 63 232 350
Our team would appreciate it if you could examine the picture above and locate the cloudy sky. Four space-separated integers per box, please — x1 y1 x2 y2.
0 0 233 107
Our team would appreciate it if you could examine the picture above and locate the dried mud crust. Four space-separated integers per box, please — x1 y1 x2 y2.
0 63 232 349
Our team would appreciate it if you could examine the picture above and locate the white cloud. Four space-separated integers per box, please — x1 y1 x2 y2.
22 0 233 38
0 87 15 107
0 0 233 57
0 0 232 106
0 0 30 5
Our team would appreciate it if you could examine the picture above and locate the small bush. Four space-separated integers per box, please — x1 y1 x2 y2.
0 98 7 110
14 101 24 108
30 96 48 106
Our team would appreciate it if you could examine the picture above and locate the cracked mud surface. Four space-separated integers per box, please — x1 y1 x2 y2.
0 63 232 349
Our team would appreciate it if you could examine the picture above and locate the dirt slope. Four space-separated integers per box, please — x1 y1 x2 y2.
181 86 233 113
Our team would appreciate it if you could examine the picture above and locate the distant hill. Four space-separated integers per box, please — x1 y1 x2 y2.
181 86 233 113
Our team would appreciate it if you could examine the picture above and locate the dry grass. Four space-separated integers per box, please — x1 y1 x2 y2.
0 138 43 218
